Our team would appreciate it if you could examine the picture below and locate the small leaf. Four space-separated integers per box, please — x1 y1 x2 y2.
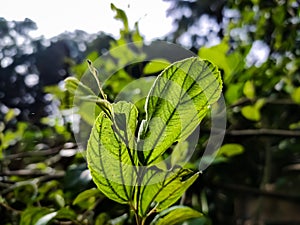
241 99 265 121
73 188 102 206
225 83 243 104
150 206 203 225
35 212 58 225
95 213 111 225
243 80 255 99
137 168 199 216
241 105 260 121
111 3 129 33
20 207 52 225
143 59 170 74
4 109 16 123
217 144 244 157
291 87 300 104
132 22 143 46
255 98 265 110
54 193 65 208
198 41 246 82
35 208 76 225
289 120 300 130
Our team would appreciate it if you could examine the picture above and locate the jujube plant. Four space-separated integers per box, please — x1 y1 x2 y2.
65 56 222 225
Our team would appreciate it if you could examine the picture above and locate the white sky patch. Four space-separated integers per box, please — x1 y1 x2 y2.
246 40 270 67
25 74 39 87
0 0 173 40
0 57 13 68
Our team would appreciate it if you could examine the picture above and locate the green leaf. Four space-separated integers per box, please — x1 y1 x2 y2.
2 122 27 150
132 22 143 46
54 208 77 221
95 213 111 225
151 206 203 225
198 41 246 83
77 102 102 126
291 87 300 104
137 168 199 216
255 98 265 109
225 83 243 104
289 120 300 130
54 193 65 208
72 51 99 79
217 144 244 157
4 108 16 123
241 105 260 121
87 101 139 204
143 59 170 74
178 217 212 225
241 99 265 121
20 207 52 225
243 80 255 99
111 3 129 34
138 57 222 165
35 212 58 225
35 208 76 225
73 188 102 206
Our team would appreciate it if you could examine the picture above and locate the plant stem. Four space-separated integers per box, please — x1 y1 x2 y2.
134 213 144 225
87 59 107 100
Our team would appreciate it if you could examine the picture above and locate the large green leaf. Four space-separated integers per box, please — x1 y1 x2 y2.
136 167 199 217
138 57 222 164
113 101 139 151
87 101 139 204
151 206 203 225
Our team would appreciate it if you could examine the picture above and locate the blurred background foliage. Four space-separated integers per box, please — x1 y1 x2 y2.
0 0 300 224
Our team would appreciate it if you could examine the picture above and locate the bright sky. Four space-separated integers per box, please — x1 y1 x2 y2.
0 0 173 40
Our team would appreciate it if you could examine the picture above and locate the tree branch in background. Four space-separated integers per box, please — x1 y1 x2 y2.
226 129 300 137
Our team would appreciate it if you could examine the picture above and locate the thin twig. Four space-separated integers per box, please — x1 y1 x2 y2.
230 98 297 108
226 129 300 137
209 182 300 203
0 170 49 177
3 146 62 160
0 201 22 214
87 59 107 100
0 172 65 195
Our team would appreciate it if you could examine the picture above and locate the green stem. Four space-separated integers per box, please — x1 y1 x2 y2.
87 59 107 100
134 213 143 225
